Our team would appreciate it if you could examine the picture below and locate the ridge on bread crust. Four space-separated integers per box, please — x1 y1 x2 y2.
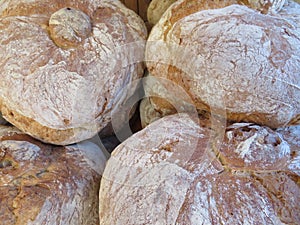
145 3 300 129
99 113 300 224
0 125 107 224
0 0 147 145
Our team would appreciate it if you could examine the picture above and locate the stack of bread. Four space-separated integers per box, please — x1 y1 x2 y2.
0 0 147 224
1 0 300 224
100 0 300 224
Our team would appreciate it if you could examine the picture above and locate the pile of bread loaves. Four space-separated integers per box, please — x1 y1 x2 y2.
0 0 299 224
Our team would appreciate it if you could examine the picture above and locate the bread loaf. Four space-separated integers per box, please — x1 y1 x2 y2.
145 3 300 128
99 113 300 224
0 0 147 145
0 125 106 225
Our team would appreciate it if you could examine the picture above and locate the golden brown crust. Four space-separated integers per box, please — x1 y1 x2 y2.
99 114 300 224
48 7 92 49
147 0 177 26
0 125 106 225
0 103 95 145
0 0 147 145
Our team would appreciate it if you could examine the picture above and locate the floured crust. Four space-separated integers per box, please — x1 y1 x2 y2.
146 3 300 128
0 112 8 125
277 124 300 176
147 0 177 26
220 123 291 171
277 0 300 31
147 0 286 28
0 125 106 225
99 113 300 224
0 0 147 145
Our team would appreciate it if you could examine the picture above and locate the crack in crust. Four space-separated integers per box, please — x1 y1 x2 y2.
0 128 104 224
100 114 300 224
146 3 300 129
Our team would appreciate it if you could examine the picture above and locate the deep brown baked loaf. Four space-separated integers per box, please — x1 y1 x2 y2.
99 113 300 224
145 2 300 129
0 125 106 225
0 0 147 145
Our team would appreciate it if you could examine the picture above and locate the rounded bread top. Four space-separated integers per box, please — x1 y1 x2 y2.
0 125 106 224
146 3 300 128
0 0 147 144
100 113 300 224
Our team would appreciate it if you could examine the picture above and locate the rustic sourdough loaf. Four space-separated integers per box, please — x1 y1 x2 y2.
0 125 106 225
145 2 300 128
99 113 300 224
0 0 147 145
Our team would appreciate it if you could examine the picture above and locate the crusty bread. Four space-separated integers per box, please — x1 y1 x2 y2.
145 3 300 128
147 0 177 26
0 125 106 225
0 0 147 145
277 0 300 32
147 0 286 27
99 113 300 224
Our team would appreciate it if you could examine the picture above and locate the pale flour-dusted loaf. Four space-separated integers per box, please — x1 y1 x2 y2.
147 0 286 26
0 125 106 225
99 113 300 224
145 3 300 128
0 0 147 145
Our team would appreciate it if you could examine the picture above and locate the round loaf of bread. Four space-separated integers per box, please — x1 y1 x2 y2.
99 113 300 224
145 3 300 128
0 125 106 225
0 0 147 145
